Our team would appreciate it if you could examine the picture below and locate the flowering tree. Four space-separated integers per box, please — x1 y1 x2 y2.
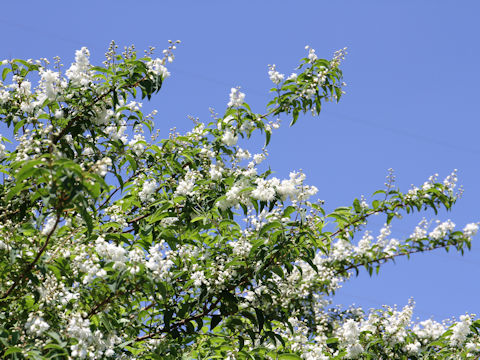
0 40 478 359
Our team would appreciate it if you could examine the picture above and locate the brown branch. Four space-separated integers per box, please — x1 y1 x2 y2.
134 298 222 342
334 242 461 278
1 214 61 300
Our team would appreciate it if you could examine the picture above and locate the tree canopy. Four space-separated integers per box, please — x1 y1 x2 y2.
0 41 478 359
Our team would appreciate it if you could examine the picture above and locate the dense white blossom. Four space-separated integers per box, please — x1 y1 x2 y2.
25 313 50 336
93 157 112 176
129 133 146 156
268 64 284 84
227 87 245 107
221 129 238 146
450 315 472 347
147 58 170 78
429 219 455 240
251 178 276 202
175 168 197 196
139 179 157 202
95 236 127 270
66 47 92 86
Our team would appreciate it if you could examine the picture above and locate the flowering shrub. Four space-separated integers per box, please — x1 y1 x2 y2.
0 40 479 359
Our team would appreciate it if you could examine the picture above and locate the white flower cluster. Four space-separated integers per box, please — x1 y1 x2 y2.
66 47 92 87
268 64 284 84
217 178 251 210
38 273 79 306
175 168 198 197
463 223 479 239
105 204 128 229
229 236 252 258
147 58 170 79
25 313 50 336
129 133 146 156
74 252 106 285
95 236 127 270
382 303 413 345
337 319 364 359
450 314 472 347
410 218 428 240
221 129 238 146
146 240 174 282
412 318 445 341
429 219 455 240
227 87 245 108
105 120 128 143
217 171 318 210
209 163 223 180
93 157 112 177
305 45 318 62
40 69 63 100
66 314 118 358
0 89 9 104
139 179 157 202
93 107 114 125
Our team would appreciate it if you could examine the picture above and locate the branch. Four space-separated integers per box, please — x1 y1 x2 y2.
134 298 221 342
0 214 61 300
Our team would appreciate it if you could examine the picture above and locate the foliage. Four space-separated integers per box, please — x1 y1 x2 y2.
0 41 478 359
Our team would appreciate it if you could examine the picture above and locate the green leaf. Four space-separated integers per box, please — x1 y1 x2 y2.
210 314 222 330
259 221 282 237
254 308 264 331
265 130 271 147
278 354 302 360
4 347 23 355
2 67 11 81
353 198 361 213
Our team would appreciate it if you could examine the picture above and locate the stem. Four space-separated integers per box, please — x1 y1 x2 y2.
0 214 61 300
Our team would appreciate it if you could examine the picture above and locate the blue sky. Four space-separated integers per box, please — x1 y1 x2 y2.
2 1 480 321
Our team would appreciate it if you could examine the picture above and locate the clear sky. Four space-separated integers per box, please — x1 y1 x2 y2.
2 0 480 322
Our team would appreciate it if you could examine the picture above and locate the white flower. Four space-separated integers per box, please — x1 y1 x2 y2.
221 130 238 146
42 217 57 235
443 169 458 190
251 178 276 202
209 164 223 180
18 80 32 96
235 148 251 161
105 121 128 143
0 138 6 161
175 168 197 197
147 58 170 78
40 69 60 99
66 47 92 86
54 109 64 119
25 313 50 336
0 89 10 104
413 319 445 340
191 270 206 287
227 87 245 108
128 134 146 156
253 153 266 164
95 236 127 270
305 46 318 62
268 64 284 84
287 73 298 81
139 179 157 202
450 315 472 347
463 223 479 238
94 157 112 176
146 241 173 281
429 219 455 240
